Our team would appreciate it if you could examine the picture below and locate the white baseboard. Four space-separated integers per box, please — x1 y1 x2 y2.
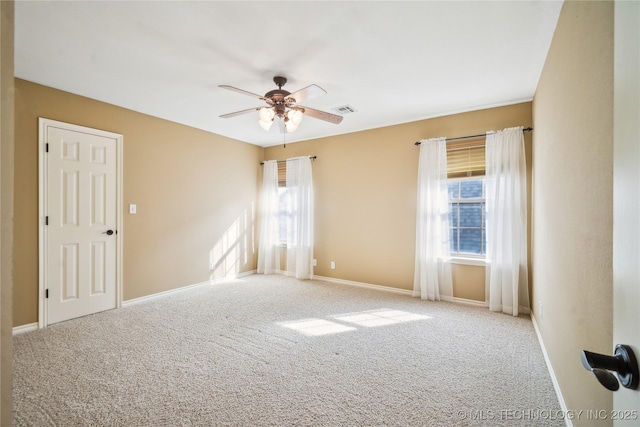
313 275 414 296
13 322 38 336
123 270 257 307
313 275 489 308
452 297 486 307
235 270 257 278
122 280 214 306
531 313 572 427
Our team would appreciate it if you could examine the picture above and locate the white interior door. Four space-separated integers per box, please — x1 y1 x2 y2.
40 118 122 325
613 0 640 422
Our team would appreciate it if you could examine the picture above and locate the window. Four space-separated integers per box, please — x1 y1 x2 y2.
448 178 486 257
446 139 487 258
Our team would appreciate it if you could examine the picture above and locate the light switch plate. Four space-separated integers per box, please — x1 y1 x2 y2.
129 204 137 214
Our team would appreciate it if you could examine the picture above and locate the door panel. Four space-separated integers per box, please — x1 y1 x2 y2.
44 122 118 325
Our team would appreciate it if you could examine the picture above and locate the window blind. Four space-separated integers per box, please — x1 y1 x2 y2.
277 161 287 186
447 139 485 178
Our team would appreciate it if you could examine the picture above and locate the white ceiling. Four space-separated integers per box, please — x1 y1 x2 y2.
14 1 563 147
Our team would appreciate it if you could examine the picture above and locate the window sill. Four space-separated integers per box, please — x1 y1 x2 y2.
450 256 486 267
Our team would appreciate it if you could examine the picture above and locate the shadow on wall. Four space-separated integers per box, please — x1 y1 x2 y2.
209 203 255 280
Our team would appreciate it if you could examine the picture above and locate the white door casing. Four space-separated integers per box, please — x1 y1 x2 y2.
39 118 123 326
613 0 640 422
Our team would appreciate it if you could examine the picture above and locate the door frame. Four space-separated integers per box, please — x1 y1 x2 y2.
38 118 123 328
613 0 640 418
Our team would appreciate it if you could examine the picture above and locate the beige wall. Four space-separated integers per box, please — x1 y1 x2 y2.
532 0 614 422
0 0 14 423
14 79 262 326
452 263 485 302
264 102 532 300
13 80 533 326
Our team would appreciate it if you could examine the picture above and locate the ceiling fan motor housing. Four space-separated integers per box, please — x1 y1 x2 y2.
264 89 291 103
265 77 294 118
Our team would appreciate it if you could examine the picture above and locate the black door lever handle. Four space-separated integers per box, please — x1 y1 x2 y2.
581 344 639 391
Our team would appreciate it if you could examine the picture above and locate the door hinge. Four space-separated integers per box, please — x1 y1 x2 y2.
45 289 49 299
45 216 49 225
46 143 49 153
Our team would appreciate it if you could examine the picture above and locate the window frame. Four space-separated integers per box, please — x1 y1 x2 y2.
448 177 487 263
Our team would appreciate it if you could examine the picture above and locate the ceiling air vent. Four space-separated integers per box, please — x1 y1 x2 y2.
332 105 357 114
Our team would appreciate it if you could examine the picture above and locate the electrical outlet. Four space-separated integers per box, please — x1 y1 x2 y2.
313 259 317 267
330 261 336 269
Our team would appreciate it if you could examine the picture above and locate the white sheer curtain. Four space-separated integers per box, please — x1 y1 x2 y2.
257 160 280 274
485 126 529 316
285 156 314 279
413 138 453 301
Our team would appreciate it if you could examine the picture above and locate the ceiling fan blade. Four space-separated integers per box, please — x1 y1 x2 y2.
286 84 326 104
299 106 344 124
219 85 265 100
219 107 260 119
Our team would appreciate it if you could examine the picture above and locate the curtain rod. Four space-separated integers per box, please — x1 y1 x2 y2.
414 127 533 146
260 155 317 165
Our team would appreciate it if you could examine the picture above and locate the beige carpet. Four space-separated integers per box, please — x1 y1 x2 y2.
14 274 563 426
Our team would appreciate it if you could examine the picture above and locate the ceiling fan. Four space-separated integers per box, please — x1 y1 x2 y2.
219 76 343 133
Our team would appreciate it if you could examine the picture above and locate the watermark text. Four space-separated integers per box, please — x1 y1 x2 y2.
455 409 638 421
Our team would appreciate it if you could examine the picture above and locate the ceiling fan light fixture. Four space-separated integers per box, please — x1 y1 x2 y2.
288 109 303 126
259 107 275 122
258 118 274 131
285 120 299 133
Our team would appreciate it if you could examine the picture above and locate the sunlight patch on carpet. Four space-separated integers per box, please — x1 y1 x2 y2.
279 309 431 336
279 318 357 336
333 309 431 327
